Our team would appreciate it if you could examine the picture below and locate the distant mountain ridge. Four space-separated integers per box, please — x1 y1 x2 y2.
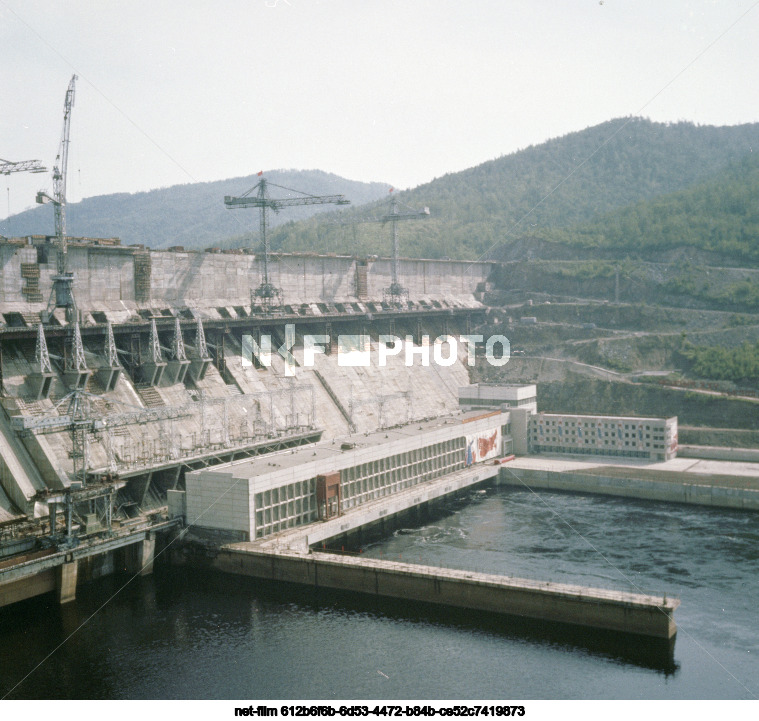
4 117 759 266
0 169 391 249
266 117 759 261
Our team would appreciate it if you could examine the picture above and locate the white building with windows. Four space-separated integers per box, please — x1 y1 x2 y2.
458 383 537 413
529 413 678 461
184 410 512 541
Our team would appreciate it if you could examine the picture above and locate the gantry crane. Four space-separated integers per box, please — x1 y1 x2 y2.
0 158 47 175
335 189 429 303
225 175 350 308
36 74 78 318
11 387 191 545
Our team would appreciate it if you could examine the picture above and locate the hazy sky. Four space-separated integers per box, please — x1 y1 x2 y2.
2 0 758 220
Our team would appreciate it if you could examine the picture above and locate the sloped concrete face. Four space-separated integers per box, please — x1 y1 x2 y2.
1 325 480 496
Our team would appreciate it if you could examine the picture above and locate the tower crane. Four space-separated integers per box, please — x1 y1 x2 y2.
1 158 47 175
225 175 350 308
36 74 78 319
334 189 429 303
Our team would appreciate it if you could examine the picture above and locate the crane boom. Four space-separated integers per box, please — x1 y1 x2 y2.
357 208 430 224
0 158 47 175
224 194 350 210
225 176 350 305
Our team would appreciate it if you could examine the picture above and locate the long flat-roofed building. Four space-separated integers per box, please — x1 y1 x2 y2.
183 410 512 541
530 412 678 461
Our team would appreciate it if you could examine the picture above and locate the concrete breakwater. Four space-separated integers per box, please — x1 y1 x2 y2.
211 544 680 640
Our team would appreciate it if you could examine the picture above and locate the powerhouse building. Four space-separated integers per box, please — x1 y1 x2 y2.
184 410 511 541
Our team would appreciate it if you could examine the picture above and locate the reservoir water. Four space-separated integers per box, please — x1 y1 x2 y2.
1 485 757 700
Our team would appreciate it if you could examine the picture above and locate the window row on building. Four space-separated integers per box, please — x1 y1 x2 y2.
254 479 318 538
528 413 678 461
341 437 467 510
531 444 652 459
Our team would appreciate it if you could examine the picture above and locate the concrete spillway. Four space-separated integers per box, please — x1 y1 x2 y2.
213 545 680 641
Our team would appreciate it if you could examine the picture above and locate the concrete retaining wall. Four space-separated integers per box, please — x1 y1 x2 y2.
678 445 759 463
214 547 678 639
0 568 55 607
501 467 759 511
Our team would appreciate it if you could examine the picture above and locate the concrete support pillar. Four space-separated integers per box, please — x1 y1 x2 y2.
28 372 55 399
127 536 156 576
63 369 92 390
57 561 78 604
96 366 122 391
165 359 190 385
188 358 211 382
509 408 531 456
140 361 167 386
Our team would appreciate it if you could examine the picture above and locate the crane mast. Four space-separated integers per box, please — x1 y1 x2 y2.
37 74 78 318
225 176 350 309
334 190 430 303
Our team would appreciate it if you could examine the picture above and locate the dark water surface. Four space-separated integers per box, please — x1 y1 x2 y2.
1 485 758 700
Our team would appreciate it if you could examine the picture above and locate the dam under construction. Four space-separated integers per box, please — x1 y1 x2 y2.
0 233 683 642
0 235 493 603
2 230 759 694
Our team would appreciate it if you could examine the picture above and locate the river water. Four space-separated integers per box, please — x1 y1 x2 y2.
1 485 757 700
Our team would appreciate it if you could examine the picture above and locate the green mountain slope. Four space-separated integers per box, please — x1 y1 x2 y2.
537 152 759 264
0 170 391 249
266 117 759 260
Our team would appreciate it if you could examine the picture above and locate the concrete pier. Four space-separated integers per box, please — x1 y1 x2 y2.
57 561 78 604
0 522 175 608
125 536 156 576
214 545 680 640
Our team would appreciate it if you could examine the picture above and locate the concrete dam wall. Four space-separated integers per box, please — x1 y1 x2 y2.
0 240 493 314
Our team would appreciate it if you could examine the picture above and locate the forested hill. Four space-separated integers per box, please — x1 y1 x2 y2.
534 151 759 265
264 118 759 260
0 170 391 249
